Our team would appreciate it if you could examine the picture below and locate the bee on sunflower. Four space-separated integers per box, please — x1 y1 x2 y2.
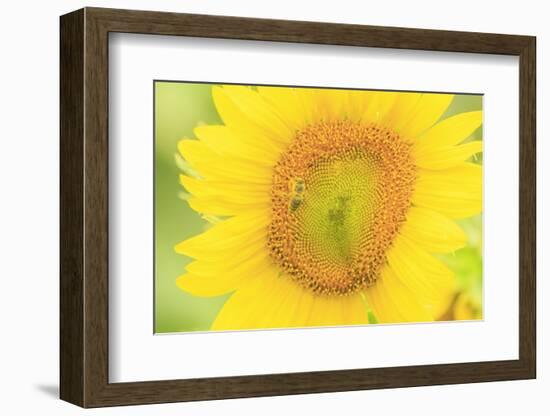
174 85 482 331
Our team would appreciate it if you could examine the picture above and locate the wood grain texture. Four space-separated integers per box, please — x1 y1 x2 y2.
59 7 537 408
518 38 537 376
59 8 84 407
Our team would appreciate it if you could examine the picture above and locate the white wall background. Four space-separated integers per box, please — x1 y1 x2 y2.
0 0 545 414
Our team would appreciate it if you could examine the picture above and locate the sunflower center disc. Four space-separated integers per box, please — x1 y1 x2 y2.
268 121 416 295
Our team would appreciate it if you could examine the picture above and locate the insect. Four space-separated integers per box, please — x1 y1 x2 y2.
292 178 306 194
289 195 303 212
288 178 306 212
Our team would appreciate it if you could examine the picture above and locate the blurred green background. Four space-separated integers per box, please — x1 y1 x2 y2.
154 82 483 333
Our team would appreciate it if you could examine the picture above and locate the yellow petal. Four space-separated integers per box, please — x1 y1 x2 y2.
346 89 374 121
399 206 467 253
365 265 434 323
180 175 270 207
415 111 483 150
307 296 343 327
176 273 238 297
306 293 368 327
362 91 397 123
344 292 371 325
258 277 312 328
414 140 483 170
186 240 267 274
219 85 293 142
413 111 482 169
187 196 266 217
257 86 310 131
386 234 455 316
211 272 368 330
413 163 482 218
364 280 402 323
294 87 319 125
398 93 454 139
253 277 313 329
175 213 269 259
177 231 265 264
179 258 274 300
210 269 287 330
313 88 350 121
194 125 281 165
178 252 272 297
212 86 269 139
178 139 272 185
381 92 422 129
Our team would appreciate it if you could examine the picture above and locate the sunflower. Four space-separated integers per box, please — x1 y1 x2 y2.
174 85 482 331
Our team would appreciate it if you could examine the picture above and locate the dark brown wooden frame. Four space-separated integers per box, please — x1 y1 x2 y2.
60 7 536 408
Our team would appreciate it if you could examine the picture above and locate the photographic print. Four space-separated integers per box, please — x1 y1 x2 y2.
154 82 483 333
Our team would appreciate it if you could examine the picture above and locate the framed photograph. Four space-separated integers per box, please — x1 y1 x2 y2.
60 7 536 408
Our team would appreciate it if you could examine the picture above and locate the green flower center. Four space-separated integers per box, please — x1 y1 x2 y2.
268 121 416 296
298 155 379 268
